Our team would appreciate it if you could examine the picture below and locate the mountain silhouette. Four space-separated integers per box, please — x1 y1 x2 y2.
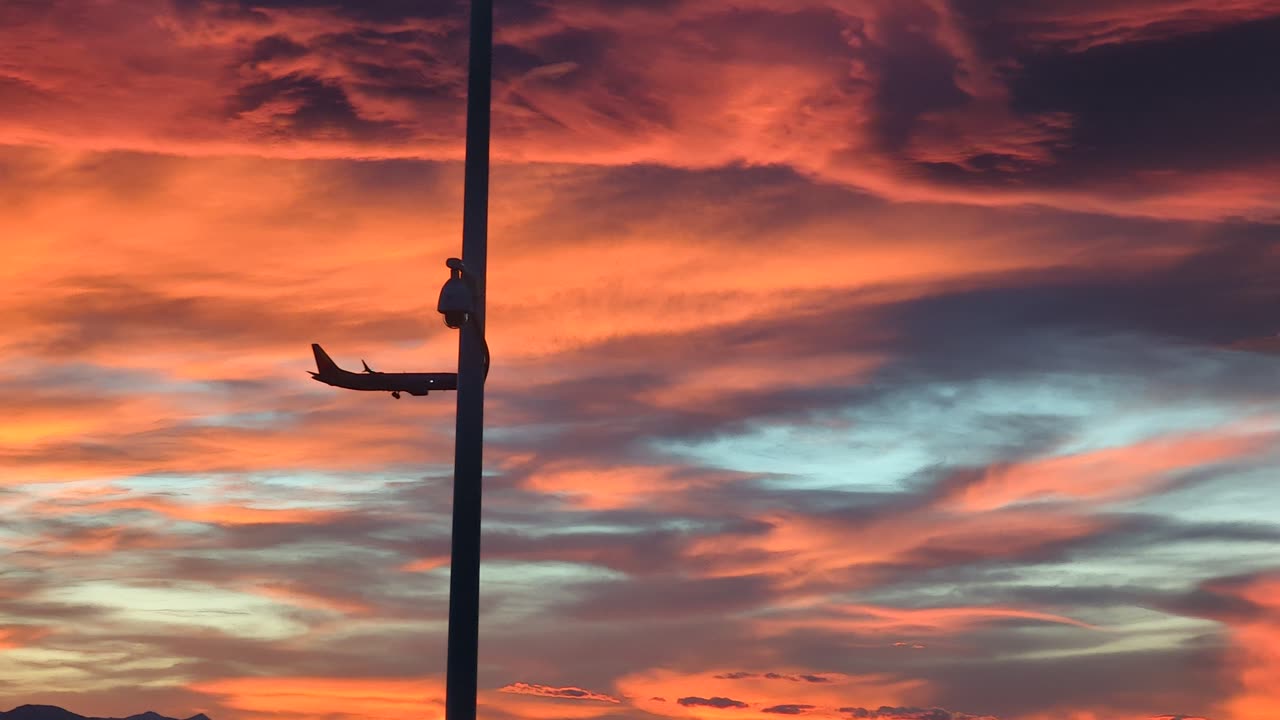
0 706 210 720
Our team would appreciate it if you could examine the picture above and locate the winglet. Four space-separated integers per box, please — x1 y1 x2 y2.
312 343 341 375
362 359 375 373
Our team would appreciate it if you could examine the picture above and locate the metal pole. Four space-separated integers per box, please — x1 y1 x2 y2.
445 0 491 719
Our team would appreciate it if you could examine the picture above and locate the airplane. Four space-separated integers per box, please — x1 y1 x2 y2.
309 343 457 399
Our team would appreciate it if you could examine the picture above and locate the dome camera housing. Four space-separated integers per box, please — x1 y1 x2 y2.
438 273 475 329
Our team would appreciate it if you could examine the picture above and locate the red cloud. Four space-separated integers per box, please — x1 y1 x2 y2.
3 1 1276 220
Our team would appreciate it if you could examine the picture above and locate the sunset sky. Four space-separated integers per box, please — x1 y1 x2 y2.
2 1 1280 719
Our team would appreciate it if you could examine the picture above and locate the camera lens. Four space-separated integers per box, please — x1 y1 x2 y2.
444 311 469 329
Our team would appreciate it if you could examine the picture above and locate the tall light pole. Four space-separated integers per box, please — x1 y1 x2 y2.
445 0 492 719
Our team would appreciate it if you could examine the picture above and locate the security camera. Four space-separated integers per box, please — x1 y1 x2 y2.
441 309 469 329
438 258 475 329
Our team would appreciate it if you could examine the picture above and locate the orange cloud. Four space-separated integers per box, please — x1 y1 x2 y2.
1207 575 1280 720
399 555 451 573
519 463 755 511
0 145 1119 376
65 496 344 526
0 394 174 447
0 625 50 650
756 603 1098 638
685 507 1106 590
16 524 184 556
243 583 375 616
189 676 445 720
0 404 455 482
946 429 1274 511
3 1 1275 220
644 352 886 413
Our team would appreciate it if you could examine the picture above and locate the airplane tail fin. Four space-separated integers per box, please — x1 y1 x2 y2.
312 343 341 376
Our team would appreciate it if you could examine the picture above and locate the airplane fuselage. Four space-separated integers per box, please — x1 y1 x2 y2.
310 344 457 398
311 368 457 396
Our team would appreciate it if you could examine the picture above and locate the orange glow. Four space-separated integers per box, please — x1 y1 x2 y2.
1214 576 1280 720
1018 714 1206 720
4 2 1275 220
685 508 1106 589
243 584 374 616
0 625 49 650
0 403 456 483
615 668 922 720
399 556 451 573
948 429 1274 511
645 352 886 411
0 392 193 466
189 676 445 720
520 463 743 510
484 684 625 720
19 493 347 528
0 146 1145 376
93 497 343 526
17 525 181 556
755 603 1098 637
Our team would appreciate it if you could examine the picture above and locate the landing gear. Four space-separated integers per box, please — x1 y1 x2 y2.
391 391 401 399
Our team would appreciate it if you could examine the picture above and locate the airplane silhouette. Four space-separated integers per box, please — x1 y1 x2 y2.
309 343 457 399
